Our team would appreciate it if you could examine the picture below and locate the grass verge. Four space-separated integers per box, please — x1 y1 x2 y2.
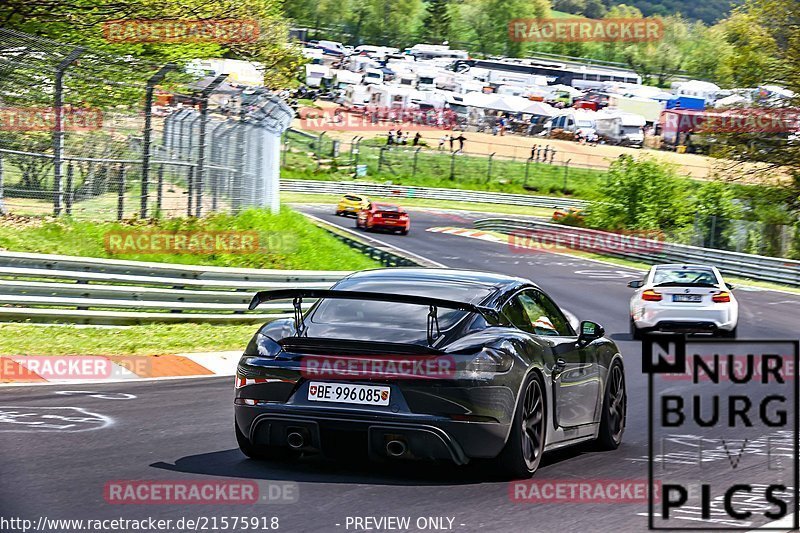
0 323 256 356
0 207 379 270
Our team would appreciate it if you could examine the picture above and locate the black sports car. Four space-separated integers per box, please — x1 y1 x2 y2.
235 268 626 478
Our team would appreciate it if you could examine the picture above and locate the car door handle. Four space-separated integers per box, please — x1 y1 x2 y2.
554 358 567 373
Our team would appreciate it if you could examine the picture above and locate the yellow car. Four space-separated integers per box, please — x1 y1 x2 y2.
335 194 369 217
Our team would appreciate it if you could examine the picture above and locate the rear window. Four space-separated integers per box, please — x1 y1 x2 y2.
653 267 719 287
374 204 399 212
344 195 362 201
310 281 493 331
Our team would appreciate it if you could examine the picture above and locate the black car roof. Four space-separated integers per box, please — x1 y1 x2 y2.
338 268 534 305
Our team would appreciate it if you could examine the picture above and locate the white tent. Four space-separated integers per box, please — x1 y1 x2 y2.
521 100 556 116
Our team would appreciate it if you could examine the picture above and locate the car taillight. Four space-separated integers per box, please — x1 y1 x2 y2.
642 289 662 301
399 213 408 219
712 291 731 303
373 213 382 218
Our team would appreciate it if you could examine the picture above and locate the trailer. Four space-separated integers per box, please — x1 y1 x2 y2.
607 95 664 123
594 111 646 146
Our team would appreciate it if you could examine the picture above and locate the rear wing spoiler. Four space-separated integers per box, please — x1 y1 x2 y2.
248 288 500 344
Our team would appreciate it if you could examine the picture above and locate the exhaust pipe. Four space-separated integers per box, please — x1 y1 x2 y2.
286 431 305 449
386 439 407 457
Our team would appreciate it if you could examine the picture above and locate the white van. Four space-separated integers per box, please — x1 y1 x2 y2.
364 68 384 85
544 109 597 137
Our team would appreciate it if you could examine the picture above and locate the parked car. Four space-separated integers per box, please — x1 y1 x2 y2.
335 194 369 217
236 268 627 478
628 264 739 339
356 202 410 235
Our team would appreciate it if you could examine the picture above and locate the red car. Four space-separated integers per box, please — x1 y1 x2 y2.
356 202 410 235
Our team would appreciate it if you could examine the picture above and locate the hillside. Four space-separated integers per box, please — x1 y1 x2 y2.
554 0 741 25
613 0 742 24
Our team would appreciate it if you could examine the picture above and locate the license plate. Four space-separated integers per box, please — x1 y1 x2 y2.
307 382 390 406
673 294 702 302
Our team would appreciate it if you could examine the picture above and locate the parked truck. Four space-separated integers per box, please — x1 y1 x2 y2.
594 111 646 146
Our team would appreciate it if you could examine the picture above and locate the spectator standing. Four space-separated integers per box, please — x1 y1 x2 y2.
387 129 395 146
413 132 421 146
449 134 455 151
456 134 466 151
439 134 447 150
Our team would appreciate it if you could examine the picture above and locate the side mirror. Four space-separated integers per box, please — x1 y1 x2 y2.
726 282 735 290
627 280 644 289
578 320 605 345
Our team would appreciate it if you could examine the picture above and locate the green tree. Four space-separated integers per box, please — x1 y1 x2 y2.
420 0 452 44
586 156 692 231
453 0 549 57
715 9 780 87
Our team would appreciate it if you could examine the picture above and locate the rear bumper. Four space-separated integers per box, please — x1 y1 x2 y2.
235 404 509 464
370 220 409 230
633 304 737 331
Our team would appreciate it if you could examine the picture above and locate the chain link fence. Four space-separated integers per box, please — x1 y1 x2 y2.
0 27 293 220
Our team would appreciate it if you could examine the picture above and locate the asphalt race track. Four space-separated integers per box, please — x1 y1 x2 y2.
2 204 799 532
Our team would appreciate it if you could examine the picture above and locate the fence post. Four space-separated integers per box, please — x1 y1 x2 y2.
486 152 495 182
524 157 532 187
449 150 458 180
196 74 228 218
562 159 570 191
65 162 74 215
210 121 227 212
141 63 174 220
316 132 326 160
0 155 5 215
232 111 246 214
352 137 362 178
52 46 84 217
117 164 125 221
156 162 164 217
412 147 421 177
187 165 194 217
378 146 386 173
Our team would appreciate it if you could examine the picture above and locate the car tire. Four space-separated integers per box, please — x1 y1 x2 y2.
595 361 626 450
630 318 644 340
494 372 547 479
400 229 408 235
335 211 342 216
718 326 737 338
235 423 299 461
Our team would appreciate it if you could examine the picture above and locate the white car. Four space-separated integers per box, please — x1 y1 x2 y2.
628 264 739 339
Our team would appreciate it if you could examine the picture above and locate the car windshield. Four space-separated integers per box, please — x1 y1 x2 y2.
652 267 719 287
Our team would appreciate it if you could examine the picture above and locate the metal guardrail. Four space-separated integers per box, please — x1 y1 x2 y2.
281 179 587 209
0 251 348 325
474 218 800 287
